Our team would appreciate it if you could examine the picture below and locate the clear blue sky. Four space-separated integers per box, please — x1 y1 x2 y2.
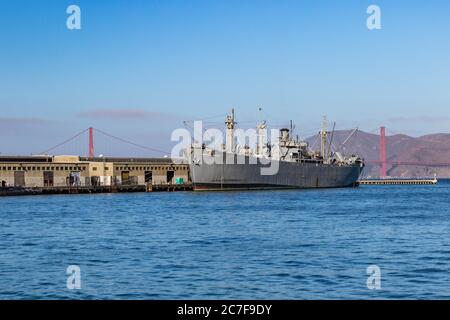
1 0 449 155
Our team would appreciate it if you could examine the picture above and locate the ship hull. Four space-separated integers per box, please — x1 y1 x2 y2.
189 156 364 191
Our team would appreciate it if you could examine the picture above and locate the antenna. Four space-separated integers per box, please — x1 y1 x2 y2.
257 107 263 122
320 116 327 161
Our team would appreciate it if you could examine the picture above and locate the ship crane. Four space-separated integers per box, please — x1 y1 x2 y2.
338 128 359 153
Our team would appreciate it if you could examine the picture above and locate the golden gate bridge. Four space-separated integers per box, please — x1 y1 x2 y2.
37 126 450 177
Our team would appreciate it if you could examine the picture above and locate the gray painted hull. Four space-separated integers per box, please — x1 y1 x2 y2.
189 155 364 191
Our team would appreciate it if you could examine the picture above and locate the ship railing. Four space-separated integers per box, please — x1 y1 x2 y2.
297 159 325 164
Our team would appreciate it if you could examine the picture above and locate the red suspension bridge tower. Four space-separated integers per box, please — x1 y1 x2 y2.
379 126 387 178
89 127 95 158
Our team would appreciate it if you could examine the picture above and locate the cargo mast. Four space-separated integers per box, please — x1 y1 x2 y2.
256 120 267 156
225 108 236 153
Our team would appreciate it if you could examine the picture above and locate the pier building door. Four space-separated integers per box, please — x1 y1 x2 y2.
145 171 152 184
14 171 25 187
69 171 81 186
90 176 100 186
166 170 174 184
121 171 130 185
43 171 54 187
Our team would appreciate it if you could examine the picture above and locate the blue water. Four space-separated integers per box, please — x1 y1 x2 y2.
1 181 450 299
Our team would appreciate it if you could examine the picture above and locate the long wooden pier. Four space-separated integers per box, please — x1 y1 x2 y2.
0 183 193 196
358 178 438 185
146 183 193 192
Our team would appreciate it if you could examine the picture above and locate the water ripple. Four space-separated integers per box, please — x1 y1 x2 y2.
1 182 450 299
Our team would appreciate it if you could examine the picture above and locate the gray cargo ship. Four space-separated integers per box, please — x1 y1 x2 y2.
187 110 364 191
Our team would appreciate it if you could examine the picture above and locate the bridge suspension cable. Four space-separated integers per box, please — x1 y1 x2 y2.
38 128 89 155
93 128 170 156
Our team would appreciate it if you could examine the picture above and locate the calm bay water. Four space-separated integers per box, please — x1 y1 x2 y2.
1 181 450 299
